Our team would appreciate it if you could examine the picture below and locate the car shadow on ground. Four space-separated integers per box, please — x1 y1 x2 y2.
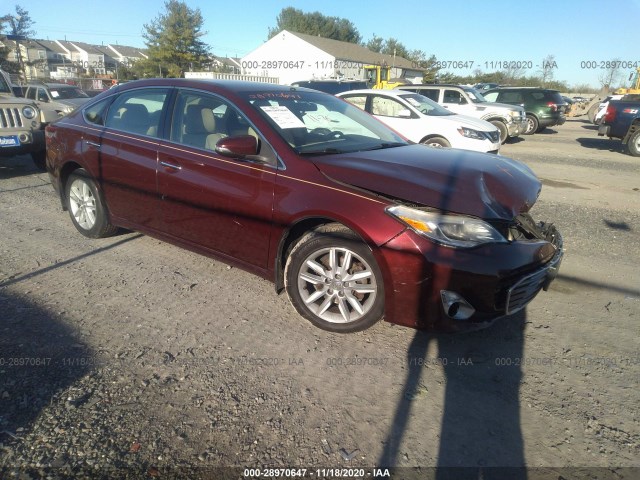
378 313 528 479
533 128 558 135
576 137 623 153
0 291 93 467
0 155 44 180
580 125 600 131
504 137 525 145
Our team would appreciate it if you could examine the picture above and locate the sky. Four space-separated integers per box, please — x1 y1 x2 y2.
10 0 640 88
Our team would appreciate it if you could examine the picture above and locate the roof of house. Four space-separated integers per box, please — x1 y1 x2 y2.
34 40 68 55
69 41 105 56
107 44 147 59
284 30 418 70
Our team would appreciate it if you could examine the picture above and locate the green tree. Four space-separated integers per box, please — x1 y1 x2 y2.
268 7 361 43
141 0 209 78
1 5 36 79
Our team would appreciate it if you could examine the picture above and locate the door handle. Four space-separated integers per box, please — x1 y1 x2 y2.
86 140 101 149
160 161 182 171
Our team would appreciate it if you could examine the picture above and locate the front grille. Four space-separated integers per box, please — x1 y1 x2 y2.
0 108 24 128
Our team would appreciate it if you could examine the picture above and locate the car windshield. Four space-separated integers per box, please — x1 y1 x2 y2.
240 90 408 155
397 93 454 116
49 87 89 99
464 88 488 104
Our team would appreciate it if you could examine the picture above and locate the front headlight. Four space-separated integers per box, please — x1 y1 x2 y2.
457 126 485 140
22 106 37 119
387 205 507 248
62 105 75 114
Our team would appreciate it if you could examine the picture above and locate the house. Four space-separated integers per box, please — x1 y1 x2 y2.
240 30 424 85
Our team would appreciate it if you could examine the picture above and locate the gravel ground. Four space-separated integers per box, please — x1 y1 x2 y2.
1 117 639 479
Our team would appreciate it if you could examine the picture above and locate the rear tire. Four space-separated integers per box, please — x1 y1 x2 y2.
627 129 640 157
523 115 538 135
65 169 118 238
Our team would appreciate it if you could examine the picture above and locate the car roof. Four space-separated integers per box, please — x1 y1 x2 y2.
398 84 470 88
111 78 321 95
336 89 408 96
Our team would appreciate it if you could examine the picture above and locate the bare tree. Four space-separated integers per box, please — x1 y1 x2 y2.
598 59 622 89
538 54 557 87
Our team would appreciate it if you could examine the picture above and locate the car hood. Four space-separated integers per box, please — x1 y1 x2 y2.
311 144 541 221
427 112 496 131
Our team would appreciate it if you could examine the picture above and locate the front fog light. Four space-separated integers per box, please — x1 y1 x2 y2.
441 290 475 320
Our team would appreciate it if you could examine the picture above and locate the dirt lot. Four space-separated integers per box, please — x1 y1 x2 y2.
1 117 639 479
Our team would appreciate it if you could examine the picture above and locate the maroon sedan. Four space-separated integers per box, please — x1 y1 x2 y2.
45 79 562 333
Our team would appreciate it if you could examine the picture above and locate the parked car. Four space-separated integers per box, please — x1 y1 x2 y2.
290 79 368 95
24 82 92 124
0 69 46 169
396 84 527 143
45 79 563 333
597 98 640 156
482 87 567 134
337 89 501 153
562 96 574 113
572 96 589 103
474 83 500 91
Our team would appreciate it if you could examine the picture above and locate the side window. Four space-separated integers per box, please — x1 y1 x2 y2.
37 88 48 102
105 88 169 137
83 98 112 126
499 91 524 103
417 89 439 102
483 91 498 102
171 91 245 150
341 95 367 111
26 88 36 100
371 96 406 117
443 89 465 104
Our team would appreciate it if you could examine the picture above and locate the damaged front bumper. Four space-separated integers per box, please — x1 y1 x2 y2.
375 217 564 332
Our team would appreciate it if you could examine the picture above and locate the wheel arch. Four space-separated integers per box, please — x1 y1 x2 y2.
419 134 451 146
58 161 84 210
274 217 371 293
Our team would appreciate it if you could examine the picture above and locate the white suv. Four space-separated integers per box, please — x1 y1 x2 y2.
337 89 501 154
396 84 527 144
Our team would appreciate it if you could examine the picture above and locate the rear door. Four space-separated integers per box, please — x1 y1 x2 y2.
156 89 276 269
98 87 170 230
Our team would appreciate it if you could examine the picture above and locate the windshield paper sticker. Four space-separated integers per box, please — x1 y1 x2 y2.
50 91 60 98
260 106 306 129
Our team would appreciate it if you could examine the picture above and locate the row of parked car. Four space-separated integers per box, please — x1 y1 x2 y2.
325 83 567 155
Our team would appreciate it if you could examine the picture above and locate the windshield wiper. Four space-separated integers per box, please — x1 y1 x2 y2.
363 142 406 151
299 147 345 156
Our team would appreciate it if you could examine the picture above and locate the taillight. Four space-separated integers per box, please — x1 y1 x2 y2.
547 101 557 112
603 104 617 123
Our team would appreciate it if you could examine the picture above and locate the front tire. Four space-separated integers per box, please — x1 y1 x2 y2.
65 169 118 238
421 136 451 148
285 225 384 333
490 120 508 144
523 114 538 135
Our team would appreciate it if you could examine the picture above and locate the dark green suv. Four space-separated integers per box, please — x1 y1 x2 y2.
482 87 567 134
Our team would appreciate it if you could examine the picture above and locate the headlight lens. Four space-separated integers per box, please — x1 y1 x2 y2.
457 126 485 140
22 106 37 119
387 205 506 248
62 105 75 114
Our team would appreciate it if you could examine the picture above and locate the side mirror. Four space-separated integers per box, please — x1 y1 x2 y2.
397 109 412 118
215 135 260 158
